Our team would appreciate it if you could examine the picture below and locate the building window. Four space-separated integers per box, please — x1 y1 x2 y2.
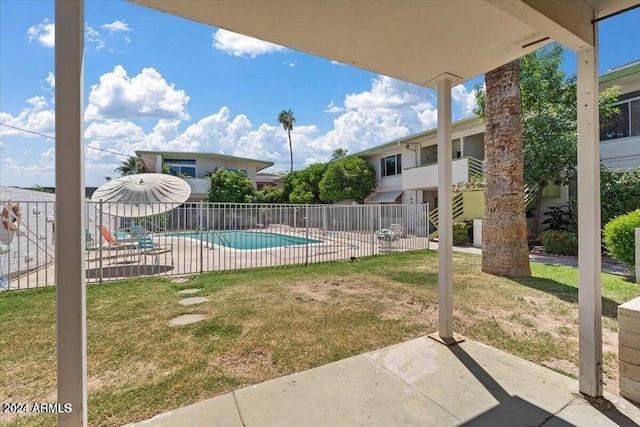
380 154 402 177
226 168 248 176
164 159 196 177
600 91 640 141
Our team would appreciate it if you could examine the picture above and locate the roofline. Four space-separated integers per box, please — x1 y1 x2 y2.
599 61 640 84
351 115 482 158
135 150 274 170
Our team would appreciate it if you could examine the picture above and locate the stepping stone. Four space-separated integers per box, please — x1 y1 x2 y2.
178 296 209 306
169 314 206 326
177 288 202 295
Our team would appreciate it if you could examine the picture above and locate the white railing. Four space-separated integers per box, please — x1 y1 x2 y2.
0 202 429 291
402 157 483 190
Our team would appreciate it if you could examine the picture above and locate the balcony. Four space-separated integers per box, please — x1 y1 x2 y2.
402 157 483 190
183 178 211 197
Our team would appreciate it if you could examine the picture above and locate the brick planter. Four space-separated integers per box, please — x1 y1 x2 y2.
619 296 640 403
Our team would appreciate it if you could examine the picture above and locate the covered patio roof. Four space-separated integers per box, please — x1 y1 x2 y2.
54 1 639 425
131 0 637 87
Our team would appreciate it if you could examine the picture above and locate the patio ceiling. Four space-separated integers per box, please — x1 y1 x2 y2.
130 0 637 87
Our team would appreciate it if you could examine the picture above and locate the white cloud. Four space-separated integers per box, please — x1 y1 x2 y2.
331 60 344 66
452 83 478 118
323 101 344 114
212 29 286 58
42 72 55 90
0 95 55 137
2 150 56 187
27 20 55 48
1 67 479 186
85 66 190 121
85 25 105 50
285 61 297 68
102 20 132 35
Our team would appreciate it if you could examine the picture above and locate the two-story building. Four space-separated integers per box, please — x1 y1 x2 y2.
599 61 640 171
136 150 274 201
357 60 639 206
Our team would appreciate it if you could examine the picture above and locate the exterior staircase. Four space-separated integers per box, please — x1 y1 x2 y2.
428 184 539 239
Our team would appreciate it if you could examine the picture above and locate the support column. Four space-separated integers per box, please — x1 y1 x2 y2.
577 42 602 397
436 77 453 340
55 1 87 425
426 74 463 345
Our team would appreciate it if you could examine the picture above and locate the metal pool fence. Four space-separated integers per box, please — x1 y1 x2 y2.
0 201 429 291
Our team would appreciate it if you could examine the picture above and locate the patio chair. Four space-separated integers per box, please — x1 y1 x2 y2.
99 226 138 262
129 224 148 238
137 235 173 273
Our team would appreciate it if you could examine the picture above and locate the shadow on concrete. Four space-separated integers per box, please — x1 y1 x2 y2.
449 344 639 426
509 276 622 319
448 344 572 426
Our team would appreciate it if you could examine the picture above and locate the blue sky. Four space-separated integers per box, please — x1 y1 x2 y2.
1 1 639 188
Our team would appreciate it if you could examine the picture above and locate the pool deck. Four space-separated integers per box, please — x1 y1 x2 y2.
6 226 430 290
125 336 640 427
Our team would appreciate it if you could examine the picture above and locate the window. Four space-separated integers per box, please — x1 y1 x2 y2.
164 159 196 177
380 154 402 177
600 91 640 141
226 168 248 176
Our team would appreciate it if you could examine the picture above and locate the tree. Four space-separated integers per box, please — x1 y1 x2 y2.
331 148 348 160
480 60 531 278
30 185 53 193
476 44 620 236
254 185 285 204
282 163 328 204
278 109 296 174
115 157 145 176
319 157 376 203
208 169 256 203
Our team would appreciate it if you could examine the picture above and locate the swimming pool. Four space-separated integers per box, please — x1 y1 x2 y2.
170 231 321 250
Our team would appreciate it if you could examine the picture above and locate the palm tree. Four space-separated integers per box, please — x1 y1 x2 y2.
278 109 296 174
481 60 531 278
115 157 145 176
330 148 348 160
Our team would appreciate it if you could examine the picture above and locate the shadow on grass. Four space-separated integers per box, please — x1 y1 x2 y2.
510 276 621 319
86 264 174 279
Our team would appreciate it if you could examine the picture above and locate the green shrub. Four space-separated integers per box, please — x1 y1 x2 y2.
452 222 470 246
540 230 578 256
603 209 640 266
601 167 640 227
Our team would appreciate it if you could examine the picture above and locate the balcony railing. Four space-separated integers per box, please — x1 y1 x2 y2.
402 156 484 190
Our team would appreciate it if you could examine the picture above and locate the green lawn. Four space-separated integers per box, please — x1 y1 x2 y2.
0 251 637 426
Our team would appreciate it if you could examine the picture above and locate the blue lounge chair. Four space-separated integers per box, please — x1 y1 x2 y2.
137 235 173 273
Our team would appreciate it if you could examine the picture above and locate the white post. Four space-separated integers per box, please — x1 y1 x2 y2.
635 228 639 284
155 155 162 173
577 43 602 397
437 77 454 340
55 0 87 425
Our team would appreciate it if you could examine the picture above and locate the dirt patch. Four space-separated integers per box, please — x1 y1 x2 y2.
291 278 380 302
210 348 279 379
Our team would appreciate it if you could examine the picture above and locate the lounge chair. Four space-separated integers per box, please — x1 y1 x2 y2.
99 226 138 262
129 224 147 238
137 235 173 273
376 224 404 252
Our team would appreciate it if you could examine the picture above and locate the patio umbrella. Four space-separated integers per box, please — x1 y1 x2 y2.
91 173 192 217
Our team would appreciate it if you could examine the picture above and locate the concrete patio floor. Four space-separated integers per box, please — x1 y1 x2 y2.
126 337 640 427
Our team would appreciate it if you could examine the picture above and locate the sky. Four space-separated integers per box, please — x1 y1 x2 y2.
0 1 639 188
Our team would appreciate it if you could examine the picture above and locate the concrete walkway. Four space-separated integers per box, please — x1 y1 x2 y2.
444 244 634 277
126 337 640 426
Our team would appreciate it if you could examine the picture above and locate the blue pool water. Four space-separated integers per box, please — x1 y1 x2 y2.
170 231 320 250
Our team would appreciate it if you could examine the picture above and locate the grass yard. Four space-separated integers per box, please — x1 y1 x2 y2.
0 250 638 426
